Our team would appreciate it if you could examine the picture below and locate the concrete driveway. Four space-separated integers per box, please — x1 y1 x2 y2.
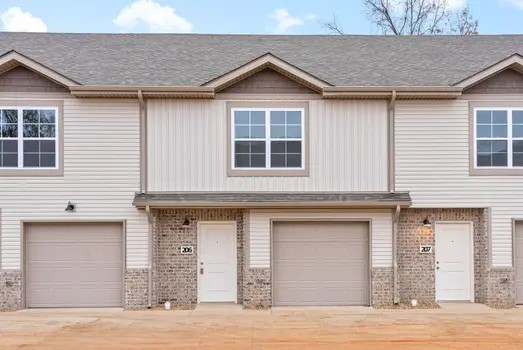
1 303 523 349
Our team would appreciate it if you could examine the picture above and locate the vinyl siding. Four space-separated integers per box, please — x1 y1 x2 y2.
0 97 148 270
395 99 523 267
248 209 393 268
147 99 388 192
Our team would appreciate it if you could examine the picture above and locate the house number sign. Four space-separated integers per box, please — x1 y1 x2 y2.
420 245 432 254
181 246 194 255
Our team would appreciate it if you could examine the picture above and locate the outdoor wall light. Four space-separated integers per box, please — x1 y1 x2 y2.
181 217 191 227
422 217 432 227
65 201 76 212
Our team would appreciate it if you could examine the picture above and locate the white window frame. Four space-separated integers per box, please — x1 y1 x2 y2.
0 106 59 169
231 107 305 170
473 107 523 169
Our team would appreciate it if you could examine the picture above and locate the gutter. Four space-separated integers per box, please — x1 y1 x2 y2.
393 205 401 305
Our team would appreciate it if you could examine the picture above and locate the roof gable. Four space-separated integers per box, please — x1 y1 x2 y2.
0 50 79 88
203 53 330 93
464 68 523 94
0 65 69 93
455 54 523 89
218 67 318 95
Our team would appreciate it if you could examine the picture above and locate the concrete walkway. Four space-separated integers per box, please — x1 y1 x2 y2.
1 303 523 349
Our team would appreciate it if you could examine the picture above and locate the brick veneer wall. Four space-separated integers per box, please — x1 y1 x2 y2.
152 208 246 306
0 271 21 311
397 208 488 303
125 268 149 309
372 267 394 306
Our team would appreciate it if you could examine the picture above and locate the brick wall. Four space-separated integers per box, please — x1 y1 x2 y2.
125 268 149 309
397 208 488 303
152 208 246 306
0 271 21 311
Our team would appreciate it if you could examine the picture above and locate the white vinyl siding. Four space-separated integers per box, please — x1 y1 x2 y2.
0 98 148 270
247 209 393 268
147 99 388 192
395 99 523 267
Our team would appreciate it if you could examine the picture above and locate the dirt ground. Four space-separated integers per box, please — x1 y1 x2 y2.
1 303 523 350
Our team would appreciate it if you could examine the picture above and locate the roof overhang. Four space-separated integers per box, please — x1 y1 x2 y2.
455 54 523 89
203 53 331 93
70 85 215 98
322 86 463 100
0 50 79 88
133 192 412 209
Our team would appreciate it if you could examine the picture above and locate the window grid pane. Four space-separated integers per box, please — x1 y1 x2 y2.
22 109 57 168
233 109 303 169
475 109 523 168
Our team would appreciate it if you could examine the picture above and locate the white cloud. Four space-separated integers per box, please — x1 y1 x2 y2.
114 0 193 33
446 0 467 10
502 0 523 10
270 8 315 33
0 7 47 32
390 0 467 12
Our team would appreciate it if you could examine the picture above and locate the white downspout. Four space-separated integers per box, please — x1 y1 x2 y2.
390 91 399 305
139 90 153 308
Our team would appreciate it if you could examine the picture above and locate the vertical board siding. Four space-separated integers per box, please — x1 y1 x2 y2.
248 209 393 268
0 98 148 269
395 99 523 267
147 99 388 192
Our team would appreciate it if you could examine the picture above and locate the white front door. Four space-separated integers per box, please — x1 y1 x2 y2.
198 222 237 302
435 222 473 301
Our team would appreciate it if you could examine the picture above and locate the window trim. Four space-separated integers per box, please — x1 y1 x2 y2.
0 100 63 177
227 101 309 177
469 101 523 176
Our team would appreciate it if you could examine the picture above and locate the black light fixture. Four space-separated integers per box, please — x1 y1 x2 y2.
65 201 76 212
181 217 190 227
422 217 432 227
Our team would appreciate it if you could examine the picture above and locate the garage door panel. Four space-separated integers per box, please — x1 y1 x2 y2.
26 222 123 308
273 221 369 306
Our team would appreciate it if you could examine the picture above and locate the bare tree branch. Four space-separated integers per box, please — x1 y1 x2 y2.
320 14 345 35
323 0 479 35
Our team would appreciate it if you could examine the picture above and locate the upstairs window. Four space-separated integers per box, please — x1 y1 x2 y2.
0 107 58 169
474 108 523 168
232 108 305 170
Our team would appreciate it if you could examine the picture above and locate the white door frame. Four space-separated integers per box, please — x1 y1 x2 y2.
434 221 475 302
197 221 237 303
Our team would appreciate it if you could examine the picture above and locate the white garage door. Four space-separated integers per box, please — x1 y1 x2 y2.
273 221 369 306
516 221 523 305
25 222 123 308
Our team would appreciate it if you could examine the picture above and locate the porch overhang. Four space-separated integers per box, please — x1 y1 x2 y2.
133 192 412 209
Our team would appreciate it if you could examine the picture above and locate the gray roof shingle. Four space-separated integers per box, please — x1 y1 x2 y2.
1 32 522 87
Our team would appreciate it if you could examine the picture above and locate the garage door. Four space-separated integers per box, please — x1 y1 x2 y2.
25 222 123 308
273 221 369 306
516 222 523 304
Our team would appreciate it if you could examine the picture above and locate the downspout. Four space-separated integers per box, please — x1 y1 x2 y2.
137 90 147 194
146 205 153 308
390 91 400 305
393 205 400 305
388 90 397 193
139 90 153 308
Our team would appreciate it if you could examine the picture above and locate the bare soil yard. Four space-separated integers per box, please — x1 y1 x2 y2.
1 304 523 349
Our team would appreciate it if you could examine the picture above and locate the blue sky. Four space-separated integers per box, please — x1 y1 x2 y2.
0 0 522 34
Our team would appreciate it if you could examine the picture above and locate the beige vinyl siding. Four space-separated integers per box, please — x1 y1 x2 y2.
395 99 523 267
147 99 388 192
248 209 393 268
0 97 148 270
